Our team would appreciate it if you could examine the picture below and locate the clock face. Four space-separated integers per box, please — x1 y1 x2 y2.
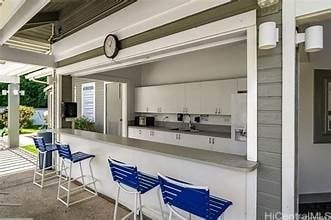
104 34 119 58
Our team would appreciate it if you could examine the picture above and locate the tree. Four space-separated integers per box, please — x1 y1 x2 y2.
0 76 48 108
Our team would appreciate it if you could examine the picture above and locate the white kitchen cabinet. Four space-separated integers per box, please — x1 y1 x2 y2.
200 79 237 115
128 127 246 155
184 82 201 114
135 87 159 113
237 78 247 91
128 127 148 140
135 78 240 115
159 84 185 113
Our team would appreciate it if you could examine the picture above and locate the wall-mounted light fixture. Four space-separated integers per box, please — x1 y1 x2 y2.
259 22 279 50
259 22 324 53
296 25 323 52
1 89 25 96
257 0 279 8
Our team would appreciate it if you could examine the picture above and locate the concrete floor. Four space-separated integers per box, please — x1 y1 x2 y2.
0 170 132 220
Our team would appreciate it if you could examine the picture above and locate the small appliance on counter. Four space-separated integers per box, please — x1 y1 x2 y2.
134 116 155 127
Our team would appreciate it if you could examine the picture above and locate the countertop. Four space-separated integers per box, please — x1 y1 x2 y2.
128 126 231 139
58 129 258 172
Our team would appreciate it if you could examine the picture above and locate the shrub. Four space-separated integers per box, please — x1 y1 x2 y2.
19 106 35 128
74 116 96 132
0 106 35 129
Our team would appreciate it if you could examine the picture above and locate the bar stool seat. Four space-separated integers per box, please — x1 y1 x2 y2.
56 143 98 207
33 137 61 188
108 158 165 220
44 144 58 152
71 152 95 163
158 173 232 220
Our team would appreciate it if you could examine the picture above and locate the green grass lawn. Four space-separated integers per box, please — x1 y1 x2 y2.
20 144 38 155
19 128 40 135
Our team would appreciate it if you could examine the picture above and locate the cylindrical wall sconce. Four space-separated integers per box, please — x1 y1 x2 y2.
305 25 323 52
259 22 279 50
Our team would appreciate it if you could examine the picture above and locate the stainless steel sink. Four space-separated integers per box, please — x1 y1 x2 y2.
169 128 199 133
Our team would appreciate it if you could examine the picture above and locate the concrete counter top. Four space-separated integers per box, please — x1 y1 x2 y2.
58 129 258 172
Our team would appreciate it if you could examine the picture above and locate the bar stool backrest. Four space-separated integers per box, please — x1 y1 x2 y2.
108 158 139 190
158 174 210 219
56 143 73 160
33 136 46 152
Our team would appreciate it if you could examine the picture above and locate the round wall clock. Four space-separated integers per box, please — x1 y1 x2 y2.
104 34 119 59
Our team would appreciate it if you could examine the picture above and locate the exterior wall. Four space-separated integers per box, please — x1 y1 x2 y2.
73 78 105 133
257 6 283 219
298 19 331 195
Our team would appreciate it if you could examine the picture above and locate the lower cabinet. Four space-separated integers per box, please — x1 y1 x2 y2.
128 127 246 155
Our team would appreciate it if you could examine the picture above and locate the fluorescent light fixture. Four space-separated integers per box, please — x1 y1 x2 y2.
296 25 323 53
259 22 279 50
0 0 26 30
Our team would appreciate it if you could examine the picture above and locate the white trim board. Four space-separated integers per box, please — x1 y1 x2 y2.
56 10 256 76
282 0 297 216
52 0 231 62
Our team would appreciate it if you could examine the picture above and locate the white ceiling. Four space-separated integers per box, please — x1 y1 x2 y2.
0 0 25 30
0 60 39 79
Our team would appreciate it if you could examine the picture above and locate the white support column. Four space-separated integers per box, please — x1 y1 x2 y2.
8 84 20 148
282 0 297 216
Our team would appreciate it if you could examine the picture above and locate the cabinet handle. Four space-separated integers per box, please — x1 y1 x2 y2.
178 134 181 140
212 138 215 144
208 138 211 144
215 108 218 114
139 130 141 135
218 108 221 115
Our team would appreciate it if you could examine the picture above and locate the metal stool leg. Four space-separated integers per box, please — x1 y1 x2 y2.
32 151 39 184
133 192 138 220
113 184 120 220
40 152 47 188
66 161 72 207
89 158 97 194
79 161 85 189
57 158 64 201
138 193 143 220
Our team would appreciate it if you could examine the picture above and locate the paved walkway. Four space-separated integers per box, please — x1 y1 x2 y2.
0 149 36 177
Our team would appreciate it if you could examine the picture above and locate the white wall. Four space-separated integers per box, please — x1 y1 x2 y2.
140 42 246 86
298 19 331 194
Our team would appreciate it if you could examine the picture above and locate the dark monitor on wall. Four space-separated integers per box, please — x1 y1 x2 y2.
63 102 77 118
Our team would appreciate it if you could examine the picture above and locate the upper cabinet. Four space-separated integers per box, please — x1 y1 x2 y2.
184 82 201 114
200 79 236 115
135 78 246 115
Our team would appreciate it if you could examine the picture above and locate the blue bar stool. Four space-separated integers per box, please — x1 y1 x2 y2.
108 157 165 220
32 136 60 188
56 143 98 207
158 174 232 220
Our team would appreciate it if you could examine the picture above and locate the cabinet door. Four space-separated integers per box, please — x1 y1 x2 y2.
135 87 159 113
135 87 147 113
160 84 185 113
184 82 201 114
179 133 214 151
218 79 237 115
200 81 221 115
237 78 247 92
128 127 147 140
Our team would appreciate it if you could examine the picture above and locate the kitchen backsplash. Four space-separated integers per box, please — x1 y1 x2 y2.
136 113 231 126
